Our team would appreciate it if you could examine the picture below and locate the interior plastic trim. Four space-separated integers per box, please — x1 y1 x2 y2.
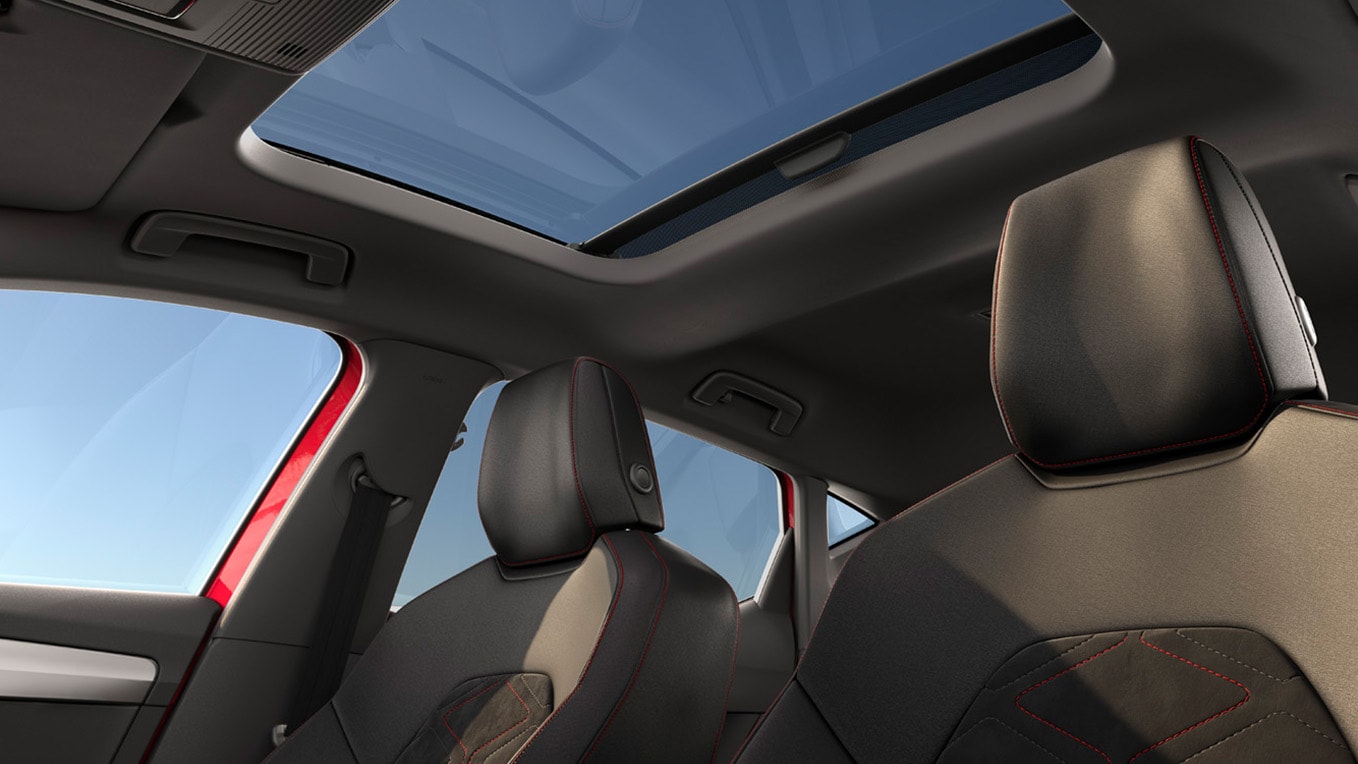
0 638 157 704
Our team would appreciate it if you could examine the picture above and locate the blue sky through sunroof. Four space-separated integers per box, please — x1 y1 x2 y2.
253 0 1071 244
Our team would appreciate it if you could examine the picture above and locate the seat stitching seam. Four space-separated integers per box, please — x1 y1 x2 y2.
1171 629 1295 682
511 535 626 760
332 703 361 761
736 456 1014 762
950 716 1068 764
1181 711 1350 761
708 584 741 764
487 724 535 762
1007 137 1271 469
442 679 507 762
998 635 1096 691
518 677 547 710
501 359 602 567
1014 635 1126 762
1129 632 1251 762
465 681 532 763
581 533 670 762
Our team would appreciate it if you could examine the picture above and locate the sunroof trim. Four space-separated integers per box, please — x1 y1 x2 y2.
259 138 572 246
580 14 1098 257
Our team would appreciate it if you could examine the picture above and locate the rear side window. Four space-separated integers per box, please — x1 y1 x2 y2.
394 383 781 607
828 494 874 546
0 291 343 594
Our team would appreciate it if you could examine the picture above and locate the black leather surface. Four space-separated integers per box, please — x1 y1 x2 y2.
269 532 739 764
734 406 1358 762
941 627 1352 763
270 356 735 763
734 140 1353 764
394 673 552 764
479 358 664 566
992 137 1323 469
515 533 739 763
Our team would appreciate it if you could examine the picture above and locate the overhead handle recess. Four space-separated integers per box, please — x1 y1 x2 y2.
691 371 804 436
130 211 351 287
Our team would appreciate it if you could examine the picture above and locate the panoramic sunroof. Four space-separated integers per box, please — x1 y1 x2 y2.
253 0 1085 251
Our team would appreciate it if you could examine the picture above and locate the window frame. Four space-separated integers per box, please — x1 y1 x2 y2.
203 336 363 606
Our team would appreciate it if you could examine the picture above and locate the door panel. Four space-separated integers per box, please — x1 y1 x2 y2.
0 584 219 763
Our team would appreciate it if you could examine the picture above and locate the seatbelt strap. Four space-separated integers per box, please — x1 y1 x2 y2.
281 472 399 740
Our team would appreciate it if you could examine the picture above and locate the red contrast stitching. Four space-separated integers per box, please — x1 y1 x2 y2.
442 681 501 762
1130 634 1250 762
709 587 742 764
469 682 532 763
1001 137 1271 469
502 358 600 567
513 533 627 759
441 680 532 763
583 534 671 762
1014 635 1127 763
1014 632 1251 764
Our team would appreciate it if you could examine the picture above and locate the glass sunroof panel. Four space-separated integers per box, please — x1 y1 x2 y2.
253 0 1075 245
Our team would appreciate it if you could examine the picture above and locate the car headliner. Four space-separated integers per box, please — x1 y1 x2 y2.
2 0 1357 511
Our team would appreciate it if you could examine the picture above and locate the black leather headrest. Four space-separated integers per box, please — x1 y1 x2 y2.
478 358 664 566
992 136 1324 470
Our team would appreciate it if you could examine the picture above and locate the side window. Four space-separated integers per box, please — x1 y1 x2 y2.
393 382 504 607
827 493 874 546
393 383 782 607
0 291 343 594
645 422 780 599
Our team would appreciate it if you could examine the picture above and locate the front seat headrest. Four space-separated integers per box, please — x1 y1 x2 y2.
478 357 664 566
991 136 1325 470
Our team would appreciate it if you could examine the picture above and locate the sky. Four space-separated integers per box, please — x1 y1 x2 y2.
253 0 1072 243
0 291 341 594
0 290 867 602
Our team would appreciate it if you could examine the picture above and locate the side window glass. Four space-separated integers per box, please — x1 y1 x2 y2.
827 493 875 546
646 423 779 599
393 383 782 607
392 382 504 608
0 291 343 594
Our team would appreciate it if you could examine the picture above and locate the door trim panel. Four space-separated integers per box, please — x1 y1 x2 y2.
0 637 157 703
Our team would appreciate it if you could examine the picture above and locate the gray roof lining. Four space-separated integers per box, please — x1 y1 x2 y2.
4 0 1358 509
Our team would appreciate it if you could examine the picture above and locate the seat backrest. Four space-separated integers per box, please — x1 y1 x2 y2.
270 358 739 764
735 137 1358 763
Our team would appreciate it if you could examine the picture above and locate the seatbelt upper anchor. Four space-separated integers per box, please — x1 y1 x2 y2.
349 469 405 507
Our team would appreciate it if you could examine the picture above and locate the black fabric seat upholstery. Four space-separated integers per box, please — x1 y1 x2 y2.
734 137 1358 762
270 358 740 764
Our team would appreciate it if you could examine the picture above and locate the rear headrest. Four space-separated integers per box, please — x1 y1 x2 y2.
991 136 1324 470
478 358 664 566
